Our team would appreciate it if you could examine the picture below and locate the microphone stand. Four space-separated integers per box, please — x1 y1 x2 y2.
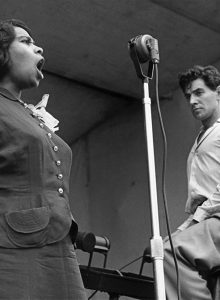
128 41 166 300
143 76 166 300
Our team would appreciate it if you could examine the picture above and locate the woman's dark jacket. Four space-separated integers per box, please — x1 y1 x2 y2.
0 88 77 248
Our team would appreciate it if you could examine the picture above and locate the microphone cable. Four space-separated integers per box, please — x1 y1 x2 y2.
118 255 143 271
88 290 98 300
154 63 181 300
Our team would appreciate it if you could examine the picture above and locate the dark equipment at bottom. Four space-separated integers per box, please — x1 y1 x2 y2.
75 231 111 269
79 265 154 300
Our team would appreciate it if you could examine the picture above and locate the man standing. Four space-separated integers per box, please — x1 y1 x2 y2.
164 65 220 299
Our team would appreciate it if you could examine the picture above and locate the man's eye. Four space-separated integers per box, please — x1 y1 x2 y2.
185 94 191 101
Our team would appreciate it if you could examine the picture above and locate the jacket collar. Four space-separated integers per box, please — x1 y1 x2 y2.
196 118 220 148
0 87 19 102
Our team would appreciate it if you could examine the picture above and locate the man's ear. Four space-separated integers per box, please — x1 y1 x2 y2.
217 85 220 95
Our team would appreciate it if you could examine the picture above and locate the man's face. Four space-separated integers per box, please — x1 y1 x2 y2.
185 78 220 122
7 26 45 90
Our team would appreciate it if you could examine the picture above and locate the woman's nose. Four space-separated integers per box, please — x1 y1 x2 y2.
34 45 43 55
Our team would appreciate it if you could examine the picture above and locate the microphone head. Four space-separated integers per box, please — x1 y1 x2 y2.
135 35 153 63
128 34 159 64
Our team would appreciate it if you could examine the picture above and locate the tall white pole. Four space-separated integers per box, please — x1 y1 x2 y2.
143 79 166 300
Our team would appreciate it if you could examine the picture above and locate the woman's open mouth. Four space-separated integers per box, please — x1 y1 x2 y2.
36 58 45 79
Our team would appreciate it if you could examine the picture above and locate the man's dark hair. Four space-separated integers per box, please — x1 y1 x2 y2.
178 65 220 94
0 19 32 78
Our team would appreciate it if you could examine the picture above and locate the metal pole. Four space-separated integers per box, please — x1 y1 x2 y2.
143 78 166 300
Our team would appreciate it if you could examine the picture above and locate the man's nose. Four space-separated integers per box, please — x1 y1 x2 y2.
189 94 198 105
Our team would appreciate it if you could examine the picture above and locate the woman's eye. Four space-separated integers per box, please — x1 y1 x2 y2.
21 39 33 45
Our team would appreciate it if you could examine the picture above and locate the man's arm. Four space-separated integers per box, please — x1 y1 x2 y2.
193 185 220 222
177 214 194 231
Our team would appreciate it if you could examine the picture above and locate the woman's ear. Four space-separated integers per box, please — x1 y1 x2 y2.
217 86 220 99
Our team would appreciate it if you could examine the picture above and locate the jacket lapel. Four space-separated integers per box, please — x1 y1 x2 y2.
195 121 220 149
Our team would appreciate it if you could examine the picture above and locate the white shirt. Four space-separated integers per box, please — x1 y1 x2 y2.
178 119 220 230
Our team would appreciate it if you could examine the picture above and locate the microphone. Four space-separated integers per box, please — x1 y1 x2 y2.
128 34 159 64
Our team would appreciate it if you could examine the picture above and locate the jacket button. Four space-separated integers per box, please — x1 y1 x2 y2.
57 174 63 180
53 146 58 152
47 133 52 138
39 123 44 128
58 188 64 194
56 160 61 166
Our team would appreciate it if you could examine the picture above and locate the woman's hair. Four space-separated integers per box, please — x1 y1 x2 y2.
178 65 220 94
0 19 32 78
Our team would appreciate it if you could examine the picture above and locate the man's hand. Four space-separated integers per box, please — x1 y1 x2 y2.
163 219 199 244
163 229 181 243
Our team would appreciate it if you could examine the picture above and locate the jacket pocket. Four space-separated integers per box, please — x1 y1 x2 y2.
5 206 50 247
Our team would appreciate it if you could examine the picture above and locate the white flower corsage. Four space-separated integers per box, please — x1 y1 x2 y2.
29 94 59 132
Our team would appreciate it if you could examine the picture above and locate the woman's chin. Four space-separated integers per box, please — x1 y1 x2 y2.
29 77 42 88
